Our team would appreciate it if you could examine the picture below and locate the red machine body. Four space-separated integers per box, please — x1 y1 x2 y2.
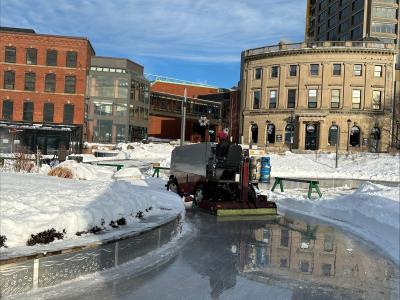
166 143 277 216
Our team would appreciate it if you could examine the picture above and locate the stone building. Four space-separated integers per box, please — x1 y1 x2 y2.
240 41 397 152
0 27 94 154
86 56 149 143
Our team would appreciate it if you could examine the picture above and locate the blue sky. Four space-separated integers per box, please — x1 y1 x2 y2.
0 0 306 88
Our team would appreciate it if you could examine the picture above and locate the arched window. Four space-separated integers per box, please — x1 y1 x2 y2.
328 125 339 146
369 127 380 153
266 123 275 144
285 123 294 144
63 104 74 124
349 126 360 146
250 124 258 144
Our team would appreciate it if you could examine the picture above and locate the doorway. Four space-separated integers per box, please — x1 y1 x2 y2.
305 123 319 150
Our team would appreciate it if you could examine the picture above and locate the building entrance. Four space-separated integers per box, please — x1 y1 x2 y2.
305 123 319 150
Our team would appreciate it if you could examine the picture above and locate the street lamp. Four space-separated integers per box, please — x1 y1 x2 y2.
346 119 352 152
332 122 340 168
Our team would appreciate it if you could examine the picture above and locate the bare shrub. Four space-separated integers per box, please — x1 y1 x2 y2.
14 147 35 173
48 167 73 179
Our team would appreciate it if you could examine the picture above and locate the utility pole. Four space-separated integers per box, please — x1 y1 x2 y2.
180 88 187 146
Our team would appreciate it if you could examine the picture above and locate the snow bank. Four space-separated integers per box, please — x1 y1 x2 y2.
269 152 399 182
267 182 400 265
0 173 184 248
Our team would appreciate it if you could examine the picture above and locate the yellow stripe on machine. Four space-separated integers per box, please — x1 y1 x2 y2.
216 208 277 217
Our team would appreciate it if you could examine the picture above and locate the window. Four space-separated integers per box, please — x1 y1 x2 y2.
332 64 341 76
94 102 112 116
251 124 258 144
287 89 296 108
116 124 126 143
310 64 319 76
24 72 36 91
269 90 277 108
3 70 15 89
350 126 361 146
372 90 382 110
66 51 77 68
280 258 288 268
2 100 13 120
300 260 310 273
289 65 297 77
23 101 34 121
324 235 334 252
46 50 57 66
328 125 339 146
43 102 54 122
45 73 56 92
352 89 361 109
253 90 261 109
353 64 362 76
374 65 382 77
322 264 332 276
331 89 340 108
64 76 76 93
371 22 396 34
5 46 16 63
271 66 279 78
285 123 294 144
266 124 275 144
26 48 37 65
280 229 289 247
63 104 74 124
308 89 318 108
255 68 262 80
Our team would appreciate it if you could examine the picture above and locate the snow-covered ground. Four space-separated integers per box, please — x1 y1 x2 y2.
263 182 400 265
0 172 184 257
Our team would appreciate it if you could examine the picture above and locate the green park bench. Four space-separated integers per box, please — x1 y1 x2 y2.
95 163 125 171
152 166 170 178
271 177 322 199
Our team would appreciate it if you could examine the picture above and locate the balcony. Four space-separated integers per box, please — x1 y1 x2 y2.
243 41 396 57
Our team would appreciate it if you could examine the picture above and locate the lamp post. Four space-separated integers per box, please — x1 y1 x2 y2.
346 119 352 152
180 88 187 146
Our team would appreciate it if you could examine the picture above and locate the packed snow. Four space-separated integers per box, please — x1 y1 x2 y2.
264 182 400 265
0 172 184 255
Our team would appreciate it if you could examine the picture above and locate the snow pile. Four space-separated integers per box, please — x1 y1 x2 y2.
51 160 115 181
268 152 399 182
0 173 184 249
113 167 143 180
267 182 400 264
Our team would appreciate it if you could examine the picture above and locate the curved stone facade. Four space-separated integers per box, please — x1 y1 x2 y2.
240 41 398 152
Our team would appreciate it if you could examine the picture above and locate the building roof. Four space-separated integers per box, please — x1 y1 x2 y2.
0 26 95 55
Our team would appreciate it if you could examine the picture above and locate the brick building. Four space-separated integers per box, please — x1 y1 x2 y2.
148 77 223 141
0 27 94 154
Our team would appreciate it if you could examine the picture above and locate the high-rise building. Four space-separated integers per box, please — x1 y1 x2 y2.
305 0 399 65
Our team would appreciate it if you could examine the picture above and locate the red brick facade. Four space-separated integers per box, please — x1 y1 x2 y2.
0 30 94 125
150 81 218 98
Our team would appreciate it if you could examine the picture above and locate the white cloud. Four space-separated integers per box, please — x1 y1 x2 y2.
1 0 306 63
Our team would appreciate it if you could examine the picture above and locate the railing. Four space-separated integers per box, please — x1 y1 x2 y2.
244 41 396 57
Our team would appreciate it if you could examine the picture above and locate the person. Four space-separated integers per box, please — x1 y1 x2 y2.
216 128 231 158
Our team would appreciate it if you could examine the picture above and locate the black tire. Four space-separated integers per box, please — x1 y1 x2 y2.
194 185 206 205
167 180 179 194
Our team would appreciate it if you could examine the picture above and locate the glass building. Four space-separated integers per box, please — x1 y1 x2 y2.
85 56 150 143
